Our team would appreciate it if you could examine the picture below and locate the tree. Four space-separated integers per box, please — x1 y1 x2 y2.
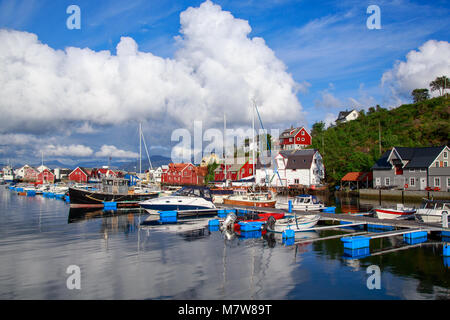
430 76 450 96
205 161 219 184
411 88 430 103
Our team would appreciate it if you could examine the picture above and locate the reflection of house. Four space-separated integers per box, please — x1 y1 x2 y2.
278 127 311 150
336 109 359 124
340 172 373 190
372 146 450 191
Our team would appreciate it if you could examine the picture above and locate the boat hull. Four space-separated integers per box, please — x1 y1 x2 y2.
268 215 321 233
68 187 159 208
223 198 276 208
374 208 416 220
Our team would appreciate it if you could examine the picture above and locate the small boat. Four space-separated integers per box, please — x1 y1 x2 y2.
276 195 325 211
374 204 416 220
223 190 276 208
232 211 285 231
415 199 450 224
139 186 216 215
265 214 321 233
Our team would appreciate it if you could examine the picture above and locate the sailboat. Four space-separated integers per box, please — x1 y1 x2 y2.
223 100 276 208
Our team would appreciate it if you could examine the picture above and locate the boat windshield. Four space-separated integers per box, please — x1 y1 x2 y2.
173 186 212 200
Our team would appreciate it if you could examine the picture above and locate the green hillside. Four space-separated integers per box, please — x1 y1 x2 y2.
310 96 450 185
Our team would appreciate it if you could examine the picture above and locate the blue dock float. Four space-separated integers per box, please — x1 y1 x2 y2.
103 201 117 210
65 196 70 203
321 206 336 213
26 190 36 196
444 244 449 257
403 231 428 244
368 224 395 231
282 229 295 239
239 230 262 239
343 247 371 259
158 211 177 223
217 209 235 218
341 236 370 250
288 200 293 213
208 219 220 227
238 221 263 232
16 187 24 192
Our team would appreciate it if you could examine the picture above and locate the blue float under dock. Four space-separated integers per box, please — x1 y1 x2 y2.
103 201 117 210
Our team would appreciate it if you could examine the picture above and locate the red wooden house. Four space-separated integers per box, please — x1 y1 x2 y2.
214 159 255 181
37 169 55 184
278 127 311 150
161 163 206 185
68 167 91 183
22 166 39 182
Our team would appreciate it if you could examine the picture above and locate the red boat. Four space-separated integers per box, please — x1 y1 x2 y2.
234 212 285 231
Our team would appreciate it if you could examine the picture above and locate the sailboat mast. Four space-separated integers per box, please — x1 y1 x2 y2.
223 112 227 183
252 100 255 180
139 122 142 175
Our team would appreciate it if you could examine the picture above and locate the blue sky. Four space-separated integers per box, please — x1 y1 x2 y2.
0 0 449 165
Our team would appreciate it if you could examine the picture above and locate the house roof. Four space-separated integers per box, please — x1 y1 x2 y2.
398 146 445 168
279 149 317 169
341 172 373 181
372 146 447 170
279 127 307 138
337 110 356 121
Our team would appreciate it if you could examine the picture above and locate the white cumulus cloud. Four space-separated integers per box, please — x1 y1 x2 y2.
381 39 450 106
43 144 94 157
95 145 139 159
0 0 303 136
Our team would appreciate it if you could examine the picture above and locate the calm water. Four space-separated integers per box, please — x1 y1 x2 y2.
0 187 449 300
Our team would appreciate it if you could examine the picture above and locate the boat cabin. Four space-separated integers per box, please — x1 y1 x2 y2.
172 186 213 201
420 199 450 211
294 195 321 204
101 178 129 195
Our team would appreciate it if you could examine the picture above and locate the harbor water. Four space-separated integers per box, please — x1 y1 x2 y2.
0 187 449 300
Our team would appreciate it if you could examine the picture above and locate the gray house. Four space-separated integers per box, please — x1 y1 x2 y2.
372 146 450 191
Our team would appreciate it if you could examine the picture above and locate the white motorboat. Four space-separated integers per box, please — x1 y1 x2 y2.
265 214 321 233
415 199 450 224
276 195 325 211
139 186 216 215
374 204 416 220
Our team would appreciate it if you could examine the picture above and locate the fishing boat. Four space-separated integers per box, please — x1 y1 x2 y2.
415 199 450 224
275 194 325 211
265 214 321 233
223 190 277 207
69 177 159 208
139 186 216 215
373 204 416 220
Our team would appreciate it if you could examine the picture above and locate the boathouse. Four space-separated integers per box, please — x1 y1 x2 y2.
36 168 55 184
340 172 373 190
68 167 91 183
161 163 206 185
372 145 450 191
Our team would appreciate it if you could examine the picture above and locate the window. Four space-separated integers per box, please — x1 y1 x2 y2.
444 162 448 167
435 161 439 167
410 178 415 186
444 151 448 159
409 169 415 172
297 137 300 141
301 137 305 141
447 177 450 187
385 177 390 186
289 138 293 142
420 168 426 172
249 168 252 174
301 131 305 135
435 177 440 187
294 179 299 184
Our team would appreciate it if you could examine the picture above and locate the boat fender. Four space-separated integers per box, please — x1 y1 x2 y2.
266 216 276 231
222 213 237 230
